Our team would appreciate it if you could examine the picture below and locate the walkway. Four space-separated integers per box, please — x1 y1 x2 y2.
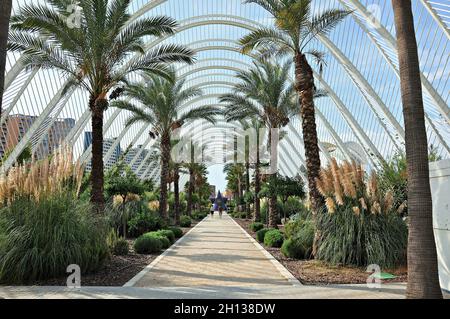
126 213 297 288
2 213 438 299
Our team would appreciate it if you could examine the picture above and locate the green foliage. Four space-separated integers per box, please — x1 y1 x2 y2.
283 198 310 220
191 211 208 221
143 232 171 249
250 222 264 232
179 215 192 227
316 206 407 268
0 194 108 283
244 191 254 204
127 209 165 238
104 161 144 200
167 226 183 238
377 152 407 215
156 229 176 244
142 179 155 192
106 229 129 256
134 235 162 254
264 229 285 248
256 228 271 243
281 221 314 259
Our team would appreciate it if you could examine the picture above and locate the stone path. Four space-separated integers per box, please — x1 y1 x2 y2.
3 213 447 299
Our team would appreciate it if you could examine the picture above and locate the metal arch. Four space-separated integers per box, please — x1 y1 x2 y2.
3 14 359 170
340 0 450 154
314 71 382 167
111 55 356 171
4 11 423 170
124 10 406 153
144 124 304 184
419 0 450 41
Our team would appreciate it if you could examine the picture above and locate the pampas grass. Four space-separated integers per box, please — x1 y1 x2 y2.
315 159 407 268
0 145 83 204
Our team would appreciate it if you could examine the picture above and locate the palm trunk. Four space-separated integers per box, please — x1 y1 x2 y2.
254 162 261 222
174 166 180 225
392 0 442 299
267 128 278 228
268 194 278 229
186 167 194 216
294 52 324 212
90 96 106 213
0 0 12 121
159 132 170 222
245 160 250 216
295 52 324 257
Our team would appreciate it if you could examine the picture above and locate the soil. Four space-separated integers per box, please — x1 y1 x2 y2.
234 218 408 285
7 223 197 287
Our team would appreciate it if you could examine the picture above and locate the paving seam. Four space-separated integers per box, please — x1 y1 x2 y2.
229 216 303 287
123 217 209 287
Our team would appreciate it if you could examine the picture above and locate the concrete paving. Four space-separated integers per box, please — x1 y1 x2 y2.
1 213 447 299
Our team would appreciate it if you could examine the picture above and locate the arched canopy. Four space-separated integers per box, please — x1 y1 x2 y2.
2 0 449 185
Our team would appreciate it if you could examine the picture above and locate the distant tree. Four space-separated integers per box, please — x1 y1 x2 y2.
105 161 144 238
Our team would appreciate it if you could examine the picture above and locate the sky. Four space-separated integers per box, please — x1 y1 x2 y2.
207 164 227 193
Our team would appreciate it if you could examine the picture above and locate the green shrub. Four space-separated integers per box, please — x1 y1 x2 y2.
180 215 192 227
191 211 208 221
264 229 284 248
112 238 129 256
284 218 313 239
156 229 175 244
256 228 271 243
127 210 165 238
249 222 264 232
281 221 314 259
167 226 183 238
134 235 162 254
143 232 171 249
107 229 129 256
0 194 108 283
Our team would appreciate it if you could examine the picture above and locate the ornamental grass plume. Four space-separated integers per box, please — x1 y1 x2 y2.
0 145 83 204
316 159 405 217
315 159 408 268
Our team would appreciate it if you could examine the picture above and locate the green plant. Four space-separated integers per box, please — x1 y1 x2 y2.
167 226 183 238
127 209 165 238
281 221 314 259
0 194 108 283
142 232 171 249
112 238 129 256
249 222 264 232
179 215 192 227
264 229 284 248
191 211 208 221
134 235 162 254
256 228 271 243
156 229 175 244
106 229 129 256
316 159 408 268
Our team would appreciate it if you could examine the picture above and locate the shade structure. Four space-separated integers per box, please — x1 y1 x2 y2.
2 0 449 187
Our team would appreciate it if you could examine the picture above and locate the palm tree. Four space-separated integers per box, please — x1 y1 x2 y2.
392 0 442 299
7 0 194 212
112 72 219 221
0 0 12 119
240 0 350 213
220 59 297 228
223 163 246 209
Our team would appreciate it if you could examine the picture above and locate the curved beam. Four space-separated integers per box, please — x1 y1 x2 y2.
340 0 450 154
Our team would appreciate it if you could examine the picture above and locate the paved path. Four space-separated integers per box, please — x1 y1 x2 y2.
3 213 447 299
126 213 298 288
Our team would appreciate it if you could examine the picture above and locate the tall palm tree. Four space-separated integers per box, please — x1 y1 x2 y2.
112 72 219 221
7 0 194 212
240 0 350 213
0 0 12 119
392 0 442 299
221 59 297 228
